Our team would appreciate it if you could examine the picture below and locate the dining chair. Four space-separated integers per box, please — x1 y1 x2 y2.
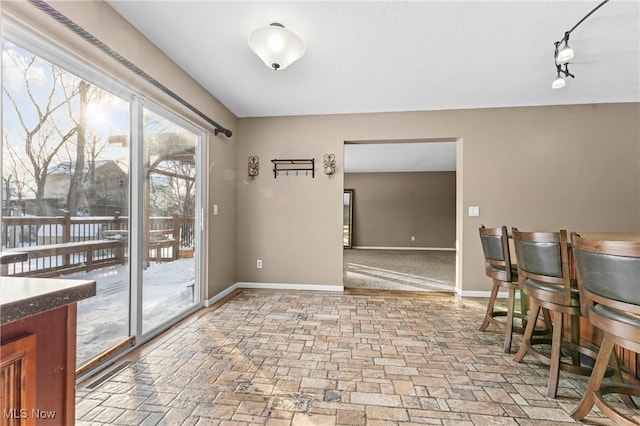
478 225 527 353
570 233 639 425
512 228 603 397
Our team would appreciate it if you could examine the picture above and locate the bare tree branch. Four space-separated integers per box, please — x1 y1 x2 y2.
3 50 81 214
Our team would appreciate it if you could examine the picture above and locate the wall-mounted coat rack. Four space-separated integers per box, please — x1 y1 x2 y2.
271 159 315 178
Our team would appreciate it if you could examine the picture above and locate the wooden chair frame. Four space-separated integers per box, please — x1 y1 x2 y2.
512 228 607 397
570 233 640 425
478 225 531 353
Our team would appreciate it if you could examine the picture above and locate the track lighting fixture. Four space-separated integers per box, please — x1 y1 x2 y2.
552 51 574 90
551 0 609 89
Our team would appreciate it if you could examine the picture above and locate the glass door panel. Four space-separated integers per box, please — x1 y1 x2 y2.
141 108 198 334
74 89 131 366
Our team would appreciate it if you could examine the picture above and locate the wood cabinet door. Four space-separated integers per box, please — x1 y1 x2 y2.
1 334 36 426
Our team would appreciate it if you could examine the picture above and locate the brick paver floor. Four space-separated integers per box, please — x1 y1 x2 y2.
76 289 629 425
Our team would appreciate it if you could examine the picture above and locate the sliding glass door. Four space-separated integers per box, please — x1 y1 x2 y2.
1 38 134 366
1 20 204 374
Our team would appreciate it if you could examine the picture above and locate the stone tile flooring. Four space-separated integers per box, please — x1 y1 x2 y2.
76 290 630 425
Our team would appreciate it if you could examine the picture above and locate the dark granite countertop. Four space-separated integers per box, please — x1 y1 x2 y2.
1 277 96 325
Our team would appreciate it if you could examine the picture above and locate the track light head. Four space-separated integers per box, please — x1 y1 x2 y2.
551 64 574 89
557 40 574 64
552 72 566 89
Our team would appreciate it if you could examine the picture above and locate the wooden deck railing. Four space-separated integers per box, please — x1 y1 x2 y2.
1 213 195 277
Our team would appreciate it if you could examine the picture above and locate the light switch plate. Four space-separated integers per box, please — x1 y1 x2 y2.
468 206 480 217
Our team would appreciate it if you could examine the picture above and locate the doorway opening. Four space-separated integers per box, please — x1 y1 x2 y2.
342 140 457 292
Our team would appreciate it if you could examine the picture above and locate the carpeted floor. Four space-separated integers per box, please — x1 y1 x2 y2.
343 249 456 292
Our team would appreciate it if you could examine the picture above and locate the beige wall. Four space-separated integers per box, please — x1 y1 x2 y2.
1 0 239 298
236 116 344 285
238 103 640 292
344 172 456 248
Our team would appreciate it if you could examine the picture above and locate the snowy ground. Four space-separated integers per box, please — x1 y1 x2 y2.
66 258 196 366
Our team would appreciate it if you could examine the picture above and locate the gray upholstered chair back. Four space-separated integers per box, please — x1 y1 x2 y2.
511 228 573 305
480 234 505 262
574 247 640 306
513 240 563 278
479 226 513 282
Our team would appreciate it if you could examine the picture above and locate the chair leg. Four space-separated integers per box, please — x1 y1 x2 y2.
547 311 564 398
519 290 528 329
514 302 540 363
542 308 552 331
570 314 581 366
521 295 552 338
503 287 516 353
480 280 500 332
606 346 637 409
571 336 615 421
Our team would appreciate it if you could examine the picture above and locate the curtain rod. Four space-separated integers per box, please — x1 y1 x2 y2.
27 0 233 138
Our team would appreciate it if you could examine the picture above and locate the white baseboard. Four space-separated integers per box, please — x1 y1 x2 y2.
205 282 344 306
352 246 456 251
206 282 510 305
203 283 240 307
236 282 344 292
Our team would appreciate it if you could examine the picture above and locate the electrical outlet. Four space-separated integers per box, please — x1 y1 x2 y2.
411 236 415 241
257 259 262 269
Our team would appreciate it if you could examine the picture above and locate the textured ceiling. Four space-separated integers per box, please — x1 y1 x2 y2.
107 0 639 119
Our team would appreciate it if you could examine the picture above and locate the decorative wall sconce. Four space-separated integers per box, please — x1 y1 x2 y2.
551 0 609 89
323 154 336 176
248 156 259 178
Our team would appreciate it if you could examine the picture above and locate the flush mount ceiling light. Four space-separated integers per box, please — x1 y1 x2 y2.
248 23 305 71
551 0 609 89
